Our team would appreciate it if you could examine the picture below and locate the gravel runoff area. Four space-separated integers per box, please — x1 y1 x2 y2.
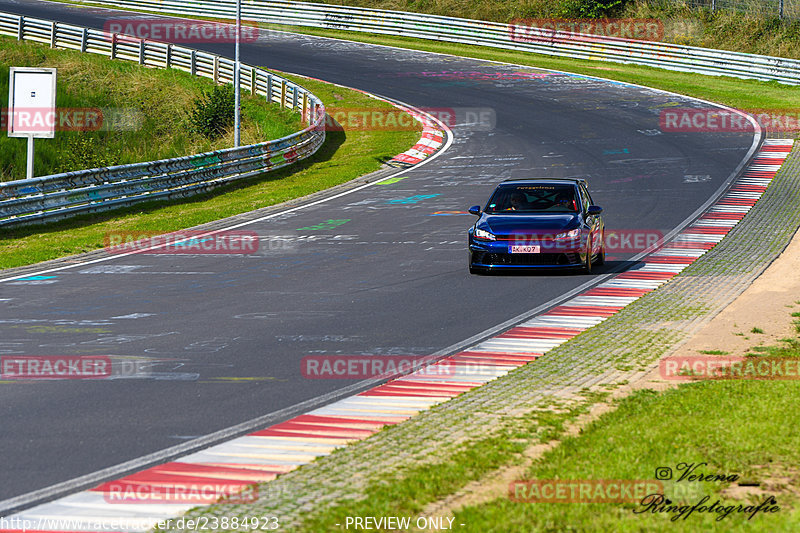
162 138 800 531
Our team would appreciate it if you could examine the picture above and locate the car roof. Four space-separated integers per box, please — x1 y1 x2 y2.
499 177 586 186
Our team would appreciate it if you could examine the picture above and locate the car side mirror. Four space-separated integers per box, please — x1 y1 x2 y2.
587 205 603 216
468 205 481 216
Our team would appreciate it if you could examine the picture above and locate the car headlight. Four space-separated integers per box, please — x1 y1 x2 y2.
474 227 496 241
555 228 581 239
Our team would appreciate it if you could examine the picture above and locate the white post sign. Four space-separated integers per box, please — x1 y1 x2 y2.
8 67 57 179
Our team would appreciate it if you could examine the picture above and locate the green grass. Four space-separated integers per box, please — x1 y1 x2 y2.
65 0 800 63
453 379 800 531
299 436 527 531
298 399 593 532
288 303 800 531
276 0 800 61
296 345 800 531
699 349 730 355
254 22 800 116
0 35 302 180
29 0 798 272
0 72 419 269
60 0 800 115
746 337 800 357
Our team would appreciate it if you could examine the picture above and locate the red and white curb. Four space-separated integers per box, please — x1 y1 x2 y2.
1 140 792 532
387 116 445 168
269 70 447 169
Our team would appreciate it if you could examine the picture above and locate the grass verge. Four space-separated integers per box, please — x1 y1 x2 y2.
240 0 800 60
0 71 419 269
453 365 800 530
0 35 301 180
299 327 800 531
298 394 604 532
64 0 800 62
254 22 800 115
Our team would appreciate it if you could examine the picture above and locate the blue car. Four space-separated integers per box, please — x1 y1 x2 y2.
468 178 605 274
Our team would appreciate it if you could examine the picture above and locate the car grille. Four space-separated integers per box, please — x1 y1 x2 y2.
473 251 580 266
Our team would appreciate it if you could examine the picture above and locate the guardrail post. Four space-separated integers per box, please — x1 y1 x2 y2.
302 92 308 123
0 11 325 228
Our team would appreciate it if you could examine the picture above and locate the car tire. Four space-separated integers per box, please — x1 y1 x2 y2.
595 238 605 266
583 237 593 274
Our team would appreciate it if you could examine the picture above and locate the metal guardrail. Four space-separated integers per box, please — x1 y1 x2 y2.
0 12 325 227
659 0 800 20
73 0 800 85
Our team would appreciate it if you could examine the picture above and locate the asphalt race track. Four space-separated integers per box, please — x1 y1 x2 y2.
0 0 757 509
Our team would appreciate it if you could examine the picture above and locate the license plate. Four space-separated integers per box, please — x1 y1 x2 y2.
509 245 540 253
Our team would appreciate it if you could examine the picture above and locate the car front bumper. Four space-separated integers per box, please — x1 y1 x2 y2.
469 239 586 269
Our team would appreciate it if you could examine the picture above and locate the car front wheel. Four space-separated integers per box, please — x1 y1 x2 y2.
583 237 593 274
595 236 605 266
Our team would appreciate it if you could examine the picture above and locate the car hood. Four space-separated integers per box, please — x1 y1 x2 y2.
479 214 579 234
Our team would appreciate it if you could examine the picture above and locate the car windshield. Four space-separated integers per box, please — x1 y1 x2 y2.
485 184 578 214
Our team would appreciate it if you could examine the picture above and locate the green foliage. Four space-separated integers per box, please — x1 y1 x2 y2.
1 72 417 270
189 84 235 139
560 0 629 18
0 36 301 181
59 135 122 172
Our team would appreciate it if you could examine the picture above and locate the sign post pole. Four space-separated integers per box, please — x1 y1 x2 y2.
234 0 241 148
26 135 34 180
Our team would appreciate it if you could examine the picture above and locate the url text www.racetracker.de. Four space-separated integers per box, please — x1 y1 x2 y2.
0 516 280 531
